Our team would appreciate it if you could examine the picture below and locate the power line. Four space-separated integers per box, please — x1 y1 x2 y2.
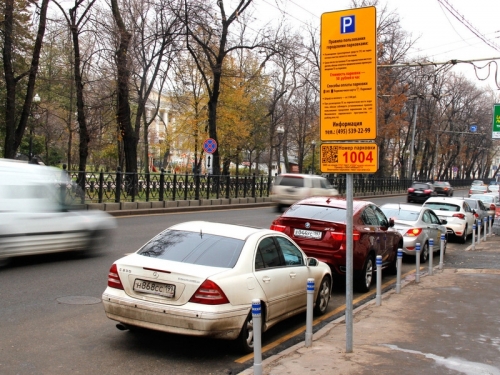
437 0 500 53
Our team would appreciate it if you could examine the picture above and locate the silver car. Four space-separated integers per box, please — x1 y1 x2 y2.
380 203 447 263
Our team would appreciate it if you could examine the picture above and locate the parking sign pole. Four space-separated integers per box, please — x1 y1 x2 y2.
345 174 354 353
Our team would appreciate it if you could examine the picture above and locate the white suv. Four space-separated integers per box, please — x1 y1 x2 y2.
271 173 339 212
422 197 475 243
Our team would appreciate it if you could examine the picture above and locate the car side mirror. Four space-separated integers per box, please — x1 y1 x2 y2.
388 218 395 228
307 258 319 267
440 219 447 224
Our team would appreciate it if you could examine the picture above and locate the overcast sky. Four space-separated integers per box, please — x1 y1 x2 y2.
256 0 500 91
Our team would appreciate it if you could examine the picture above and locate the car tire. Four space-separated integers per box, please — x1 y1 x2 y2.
355 255 374 293
313 276 331 316
237 311 256 354
458 226 468 244
420 242 429 263
275 204 282 213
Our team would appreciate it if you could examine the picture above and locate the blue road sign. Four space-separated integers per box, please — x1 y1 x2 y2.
470 125 477 132
203 138 217 154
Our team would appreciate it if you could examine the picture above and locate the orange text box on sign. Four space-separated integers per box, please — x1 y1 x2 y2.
320 143 378 173
320 7 377 141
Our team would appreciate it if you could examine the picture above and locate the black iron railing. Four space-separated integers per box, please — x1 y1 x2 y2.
62 166 474 204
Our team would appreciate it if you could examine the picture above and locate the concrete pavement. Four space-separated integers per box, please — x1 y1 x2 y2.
239 234 500 375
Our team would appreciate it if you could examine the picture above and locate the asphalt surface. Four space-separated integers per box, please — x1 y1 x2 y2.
238 233 500 375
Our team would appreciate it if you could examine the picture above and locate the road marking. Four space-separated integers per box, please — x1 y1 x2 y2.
235 269 416 363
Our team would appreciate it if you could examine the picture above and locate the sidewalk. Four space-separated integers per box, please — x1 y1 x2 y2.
239 234 500 375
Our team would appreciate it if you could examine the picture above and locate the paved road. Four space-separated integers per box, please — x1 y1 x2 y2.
0 194 474 375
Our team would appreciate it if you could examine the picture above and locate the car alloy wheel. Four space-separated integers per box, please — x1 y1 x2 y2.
420 242 429 263
238 311 255 353
355 255 374 293
314 276 331 315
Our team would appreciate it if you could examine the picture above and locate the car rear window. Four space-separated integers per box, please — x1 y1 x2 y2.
284 204 346 222
424 203 460 212
137 230 244 268
276 176 305 188
412 183 430 189
381 208 419 221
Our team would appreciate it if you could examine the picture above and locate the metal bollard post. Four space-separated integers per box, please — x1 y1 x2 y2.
252 299 262 375
415 243 421 283
477 221 481 244
489 215 493 236
376 255 382 306
439 234 445 270
428 238 434 276
305 278 314 347
396 249 403 293
484 217 487 242
472 224 476 250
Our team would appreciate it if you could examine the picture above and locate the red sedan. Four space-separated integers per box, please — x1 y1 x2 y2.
270 197 403 292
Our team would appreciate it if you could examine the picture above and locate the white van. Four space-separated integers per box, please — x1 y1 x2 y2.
0 159 116 265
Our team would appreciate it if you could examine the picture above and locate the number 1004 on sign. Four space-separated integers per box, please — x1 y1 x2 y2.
320 143 378 174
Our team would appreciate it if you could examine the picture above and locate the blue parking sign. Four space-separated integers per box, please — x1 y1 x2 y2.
341 15 355 34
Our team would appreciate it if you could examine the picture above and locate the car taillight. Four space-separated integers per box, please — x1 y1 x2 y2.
408 188 414 193
424 189 432 194
108 264 124 290
330 230 360 241
189 280 229 305
270 224 286 232
490 204 496 210
474 212 479 218
452 213 465 220
405 228 422 237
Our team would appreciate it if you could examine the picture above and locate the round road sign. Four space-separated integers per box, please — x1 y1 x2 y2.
203 138 217 154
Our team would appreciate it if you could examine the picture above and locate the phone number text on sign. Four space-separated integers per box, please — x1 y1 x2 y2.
320 143 378 173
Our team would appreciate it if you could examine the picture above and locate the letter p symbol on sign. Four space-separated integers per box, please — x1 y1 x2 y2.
341 15 355 34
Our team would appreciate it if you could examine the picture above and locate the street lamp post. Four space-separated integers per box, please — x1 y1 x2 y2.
30 93 41 162
276 125 285 175
311 140 316 175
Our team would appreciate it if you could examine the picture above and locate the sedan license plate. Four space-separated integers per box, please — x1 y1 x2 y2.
133 279 175 298
294 228 322 239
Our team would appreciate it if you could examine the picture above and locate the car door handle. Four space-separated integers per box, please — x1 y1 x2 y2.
289 272 296 279
262 276 271 283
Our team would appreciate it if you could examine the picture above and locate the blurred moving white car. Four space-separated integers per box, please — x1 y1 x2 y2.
102 221 332 353
0 159 116 265
271 173 339 212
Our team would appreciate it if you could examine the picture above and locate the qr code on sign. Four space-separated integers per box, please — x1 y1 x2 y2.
322 145 338 163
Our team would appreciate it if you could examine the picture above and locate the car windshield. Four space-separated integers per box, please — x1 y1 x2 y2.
424 202 460 212
380 207 419 221
284 204 347 222
137 229 244 268
276 176 305 188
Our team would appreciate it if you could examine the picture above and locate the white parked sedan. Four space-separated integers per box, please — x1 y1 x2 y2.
102 221 332 353
422 197 475 243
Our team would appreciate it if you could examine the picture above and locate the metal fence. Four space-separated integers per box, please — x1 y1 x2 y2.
63 167 474 204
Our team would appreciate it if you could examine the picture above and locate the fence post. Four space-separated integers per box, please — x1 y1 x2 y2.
252 299 263 375
115 167 122 203
98 170 104 203
159 168 165 201
376 255 382 306
305 278 314 347
415 242 421 283
206 174 211 200
226 175 231 199
184 173 188 200
146 172 150 202
252 173 256 198
172 173 177 201
195 173 200 200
